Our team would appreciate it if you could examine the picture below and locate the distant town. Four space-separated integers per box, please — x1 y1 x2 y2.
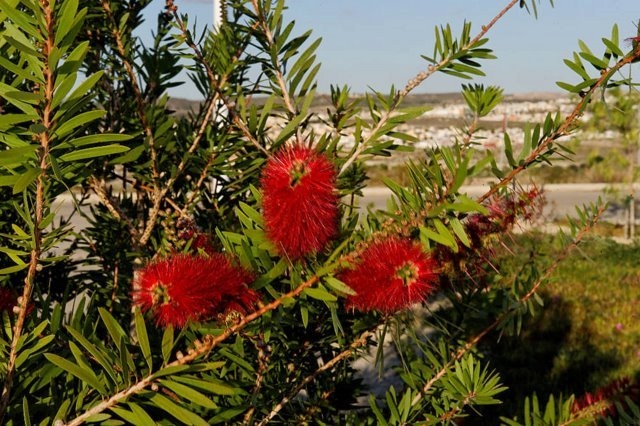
168 92 621 155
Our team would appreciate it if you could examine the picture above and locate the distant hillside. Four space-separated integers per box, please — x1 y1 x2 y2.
166 92 567 116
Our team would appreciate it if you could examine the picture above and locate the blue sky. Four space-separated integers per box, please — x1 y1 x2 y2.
137 0 640 99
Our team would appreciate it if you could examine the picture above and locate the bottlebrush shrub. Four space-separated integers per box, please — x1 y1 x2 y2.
0 0 639 424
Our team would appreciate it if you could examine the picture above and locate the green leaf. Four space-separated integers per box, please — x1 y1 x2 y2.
22 397 31 426
3 22 40 57
274 113 306 146
110 405 152 425
0 56 40 84
0 146 37 167
503 133 516 167
210 406 247 424
159 379 217 409
59 70 104 109
59 144 129 162
15 335 55 368
0 0 39 40
303 285 338 302
578 51 608 70
450 217 471 248
83 413 112 423
0 175 20 187
0 83 38 116
51 73 77 110
111 143 144 164
128 403 156 425
161 325 174 365
602 37 623 57
324 276 356 296
433 219 457 249
3 90 41 105
65 326 118 385
238 201 263 226
173 375 239 396
54 0 79 46
134 308 152 371
555 81 578 93
98 308 127 351
562 58 590 80
53 110 106 138
44 353 107 395
420 226 454 250
149 365 190 380
12 167 40 194
0 113 38 130
148 393 208 426
53 133 133 150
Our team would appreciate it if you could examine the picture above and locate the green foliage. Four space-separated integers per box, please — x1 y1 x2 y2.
0 0 638 424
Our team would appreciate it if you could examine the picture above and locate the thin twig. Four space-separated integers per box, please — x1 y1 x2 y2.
242 335 270 425
256 330 374 426
101 0 159 180
400 0 519 98
184 151 217 211
250 0 301 137
170 6 270 157
138 96 219 245
89 176 140 240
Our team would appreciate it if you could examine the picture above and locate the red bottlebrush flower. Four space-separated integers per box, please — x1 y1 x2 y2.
190 233 216 255
261 145 339 260
132 253 258 328
0 287 34 317
0 287 17 313
626 36 640 48
340 238 439 313
571 377 639 420
466 187 543 246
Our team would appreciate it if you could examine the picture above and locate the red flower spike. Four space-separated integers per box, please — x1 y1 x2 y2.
340 238 439 313
0 288 17 313
132 254 258 328
0 287 34 317
261 145 339 260
571 377 640 420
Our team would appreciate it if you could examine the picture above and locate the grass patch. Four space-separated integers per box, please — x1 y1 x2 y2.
475 232 640 421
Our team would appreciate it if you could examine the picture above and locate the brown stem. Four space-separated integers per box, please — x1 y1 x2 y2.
250 0 299 119
64 276 319 426
478 48 640 204
339 0 519 176
400 0 519 98
138 97 219 245
171 6 269 157
101 0 159 180
410 203 606 408
184 151 217 211
256 330 374 426
242 335 270 425
89 176 140 241
0 0 55 420
109 262 120 313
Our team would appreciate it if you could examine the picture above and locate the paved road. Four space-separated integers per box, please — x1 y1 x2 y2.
52 184 637 233
361 183 639 223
